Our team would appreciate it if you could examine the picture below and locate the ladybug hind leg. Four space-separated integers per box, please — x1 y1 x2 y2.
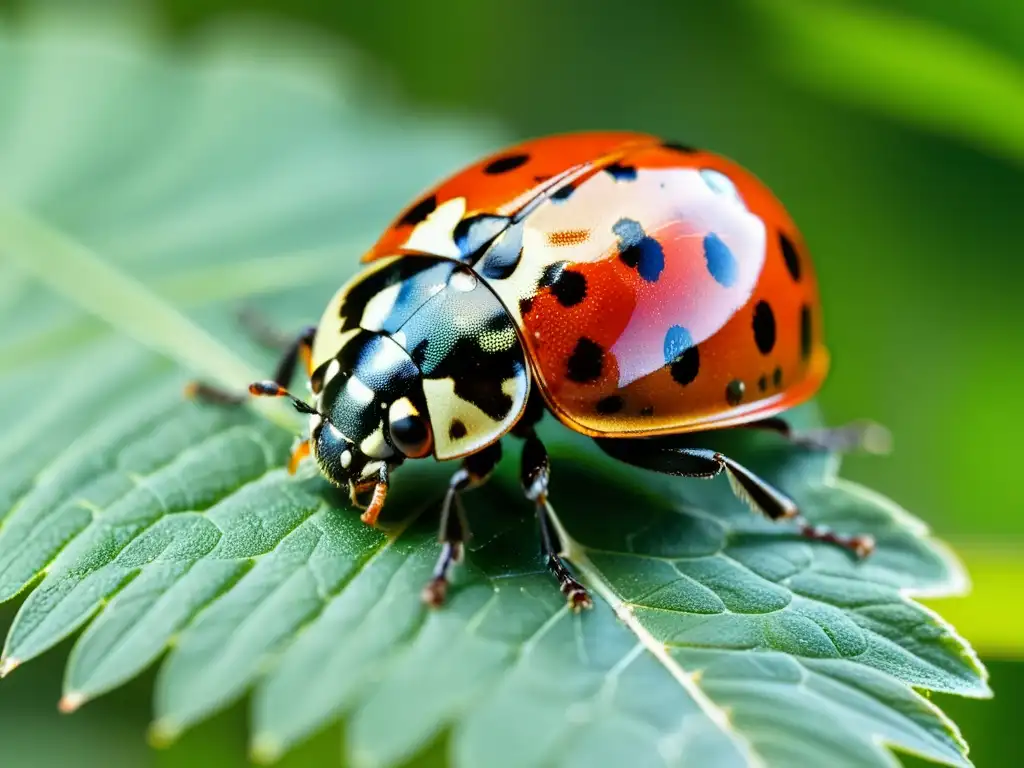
594 437 874 558
744 417 892 455
422 441 503 608
186 324 317 405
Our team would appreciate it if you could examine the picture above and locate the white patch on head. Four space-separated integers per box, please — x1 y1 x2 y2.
402 197 466 259
374 334 417 375
308 413 323 435
448 270 478 292
359 460 384 482
361 281 402 331
359 426 394 460
340 449 352 469
345 376 375 406
388 397 419 424
327 422 347 443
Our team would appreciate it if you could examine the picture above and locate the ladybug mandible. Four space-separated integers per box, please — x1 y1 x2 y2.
192 132 886 610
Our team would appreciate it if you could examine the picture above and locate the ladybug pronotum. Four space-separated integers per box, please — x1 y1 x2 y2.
191 132 887 610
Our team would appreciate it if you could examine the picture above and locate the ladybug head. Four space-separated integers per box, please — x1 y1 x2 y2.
307 331 433 492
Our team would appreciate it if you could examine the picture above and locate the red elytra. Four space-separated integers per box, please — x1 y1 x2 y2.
362 131 826 438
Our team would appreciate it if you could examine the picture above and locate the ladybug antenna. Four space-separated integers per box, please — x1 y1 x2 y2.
249 380 321 417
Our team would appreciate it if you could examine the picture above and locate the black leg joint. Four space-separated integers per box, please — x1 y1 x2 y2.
520 433 549 502
271 325 317 388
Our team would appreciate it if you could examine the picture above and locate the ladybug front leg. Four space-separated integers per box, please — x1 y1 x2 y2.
521 432 593 612
186 325 317 405
421 441 503 608
594 438 874 558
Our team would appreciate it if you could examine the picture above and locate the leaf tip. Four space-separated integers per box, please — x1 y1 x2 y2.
0 657 20 677
251 734 285 764
58 691 86 713
148 719 181 749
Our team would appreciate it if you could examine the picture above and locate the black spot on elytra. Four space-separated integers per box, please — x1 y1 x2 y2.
704 233 738 287
726 379 745 406
662 140 697 153
753 301 776 355
640 405 655 417
605 162 637 181
550 183 575 202
453 214 510 260
780 233 802 282
613 218 665 282
596 395 624 414
669 334 700 387
448 419 467 440
758 374 768 392
484 153 529 174
773 366 783 388
397 194 437 227
800 304 813 360
519 296 534 316
539 261 587 307
566 338 604 383
479 219 524 279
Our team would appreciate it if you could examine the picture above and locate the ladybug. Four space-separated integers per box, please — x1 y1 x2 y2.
191 132 886 611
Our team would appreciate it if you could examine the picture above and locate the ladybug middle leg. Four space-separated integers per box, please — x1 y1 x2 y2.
594 437 875 558
187 325 318 473
510 393 592 611
520 431 593 612
422 441 503 608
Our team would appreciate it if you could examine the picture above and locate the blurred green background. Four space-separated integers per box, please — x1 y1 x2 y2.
1 0 1020 765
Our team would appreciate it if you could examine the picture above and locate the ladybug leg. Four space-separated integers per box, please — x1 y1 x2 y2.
594 438 874 558
744 417 892 455
422 441 502 608
185 325 316 405
236 307 302 352
521 432 593 612
287 439 312 474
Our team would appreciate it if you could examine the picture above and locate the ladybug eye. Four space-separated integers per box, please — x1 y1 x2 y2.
388 401 433 458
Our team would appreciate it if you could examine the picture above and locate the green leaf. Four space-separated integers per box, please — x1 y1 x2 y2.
0 7 988 768
745 0 1024 167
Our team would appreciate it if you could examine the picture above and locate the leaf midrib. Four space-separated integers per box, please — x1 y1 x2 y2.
546 501 764 767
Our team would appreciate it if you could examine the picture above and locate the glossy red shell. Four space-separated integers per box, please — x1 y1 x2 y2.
362 132 828 438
